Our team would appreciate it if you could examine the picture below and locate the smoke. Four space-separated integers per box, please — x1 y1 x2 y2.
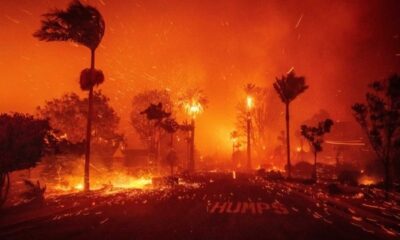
0 0 400 156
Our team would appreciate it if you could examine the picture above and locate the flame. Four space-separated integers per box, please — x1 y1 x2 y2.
358 176 377 186
51 171 153 194
264 164 285 172
110 176 152 189
246 96 253 109
185 101 203 119
74 183 84 191
231 136 238 144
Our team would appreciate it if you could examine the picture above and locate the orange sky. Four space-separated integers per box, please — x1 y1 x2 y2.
1 0 400 155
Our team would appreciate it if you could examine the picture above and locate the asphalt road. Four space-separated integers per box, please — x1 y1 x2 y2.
0 173 398 240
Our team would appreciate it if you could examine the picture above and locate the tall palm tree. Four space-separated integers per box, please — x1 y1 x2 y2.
273 71 308 179
244 83 255 170
177 89 208 172
34 0 105 191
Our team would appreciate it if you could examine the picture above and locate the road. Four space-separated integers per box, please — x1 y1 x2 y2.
0 173 399 240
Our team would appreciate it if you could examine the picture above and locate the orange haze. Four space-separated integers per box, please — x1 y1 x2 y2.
1 0 400 155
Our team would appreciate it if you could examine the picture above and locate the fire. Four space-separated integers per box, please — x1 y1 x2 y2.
271 166 284 172
51 171 153 194
185 101 203 119
74 183 84 191
109 176 152 189
262 164 285 172
246 96 253 109
358 176 377 186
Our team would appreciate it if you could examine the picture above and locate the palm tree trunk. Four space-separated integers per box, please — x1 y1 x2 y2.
285 103 291 179
84 49 95 191
247 113 251 170
189 118 195 172
157 126 161 174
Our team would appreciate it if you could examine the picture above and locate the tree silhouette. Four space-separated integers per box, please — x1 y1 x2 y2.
37 91 122 178
165 149 178 176
160 118 180 136
140 103 171 121
148 115 188 176
352 74 400 196
159 118 180 176
273 71 308 178
141 103 174 173
0 113 53 207
177 88 207 172
131 90 173 153
34 0 105 191
301 119 334 181
236 85 281 161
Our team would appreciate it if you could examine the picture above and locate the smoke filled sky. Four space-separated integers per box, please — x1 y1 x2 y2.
1 0 400 154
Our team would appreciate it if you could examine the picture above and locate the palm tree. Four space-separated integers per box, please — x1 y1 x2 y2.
34 0 105 191
301 119 334 181
273 71 308 179
244 83 255 170
177 89 208 172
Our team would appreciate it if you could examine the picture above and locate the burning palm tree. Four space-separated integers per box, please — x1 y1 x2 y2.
34 0 105 191
273 71 308 179
178 89 207 172
244 83 256 170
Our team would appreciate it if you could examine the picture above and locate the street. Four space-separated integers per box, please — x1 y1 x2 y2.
1 173 398 240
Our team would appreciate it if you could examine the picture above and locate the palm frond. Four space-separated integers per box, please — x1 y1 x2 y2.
273 71 308 104
34 0 105 50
